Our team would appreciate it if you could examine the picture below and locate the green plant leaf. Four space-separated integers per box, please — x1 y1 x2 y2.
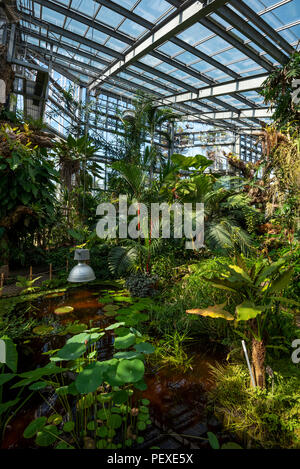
35 425 59 446
113 351 143 360
112 390 128 404
107 414 122 429
24 417 47 438
54 306 74 315
114 333 136 350
63 421 75 433
54 342 86 361
134 379 147 391
97 425 108 437
236 301 264 321
186 303 234 321
268 268 294 293
116 359 145 383
0 398 20 416
75 362 106 393
105 322 125 331
207 431 220 449
32 325 54 336
103 304 120 312
221 442 243 449
0 373 15 386
29 381 48 391
134 342 155 354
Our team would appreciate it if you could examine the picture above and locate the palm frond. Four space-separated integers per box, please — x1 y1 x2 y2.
108 245 138 276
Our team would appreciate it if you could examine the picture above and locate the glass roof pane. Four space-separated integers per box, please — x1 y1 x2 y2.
177 23 213 45
157 41 184 56
85 28 109 44
105 37 129 53
196 36 232 56
41 7 66 27
70 0 99 17
118 19 146 38
280 24 300 43
96 6 123 27
133 0 172 23
117 0 139 9
65 18 88 35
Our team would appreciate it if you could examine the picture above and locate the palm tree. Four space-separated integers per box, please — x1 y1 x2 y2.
52 135 103 193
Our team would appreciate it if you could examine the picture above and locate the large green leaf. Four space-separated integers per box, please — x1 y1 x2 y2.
270 296 300 307
24 417 47 438
53 342 86 361
67 332 104 345
186 303 234 321
113 351 143 360
0 398 20 416
227 265 252 284
0 373 15 386
134 342 155 354
75 362 106 393
114 333 136 350
35 425 59 447
236 302 264 321
102 359 123 386
116 359 144 383
255 258 286 285
268 268 294 293
202 276 239 292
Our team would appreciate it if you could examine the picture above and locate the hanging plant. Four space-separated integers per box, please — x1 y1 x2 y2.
260 51 300 129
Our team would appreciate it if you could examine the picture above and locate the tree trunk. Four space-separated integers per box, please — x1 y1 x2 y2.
251 337 266 388
0 45 15 110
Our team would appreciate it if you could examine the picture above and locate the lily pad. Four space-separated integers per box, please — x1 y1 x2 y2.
32 325 54 336
54 342 86 361
116 358 145 383
104 311 118 317
134 342 155 354
114 333 136 350
105 322 125 331
75 362 106 393
103 304 119 312
54 306 74 315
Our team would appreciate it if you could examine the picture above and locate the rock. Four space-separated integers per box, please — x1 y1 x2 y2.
207 415 222 431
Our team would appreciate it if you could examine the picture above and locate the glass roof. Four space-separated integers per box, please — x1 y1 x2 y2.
14 0 300 131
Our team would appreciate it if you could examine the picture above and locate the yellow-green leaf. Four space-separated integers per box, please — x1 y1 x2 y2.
186 303 234 321
236 302 264 321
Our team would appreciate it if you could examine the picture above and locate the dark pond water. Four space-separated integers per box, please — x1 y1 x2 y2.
2 287 228 449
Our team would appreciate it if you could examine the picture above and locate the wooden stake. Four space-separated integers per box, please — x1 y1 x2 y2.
66 259 69 272
49 263 53 281
29 266 32 282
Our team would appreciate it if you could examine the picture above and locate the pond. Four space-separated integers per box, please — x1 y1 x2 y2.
2 287 231 449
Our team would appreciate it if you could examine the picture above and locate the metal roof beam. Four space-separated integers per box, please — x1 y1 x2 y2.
216 5 289 64
201 107 272 120
93 0 153 29
155 73 269 106
20 12 123 59
31 0 135 45
171 36 240 79
230 0 293 56
200 16 274 71
89 0 233 91
20 26 110 67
